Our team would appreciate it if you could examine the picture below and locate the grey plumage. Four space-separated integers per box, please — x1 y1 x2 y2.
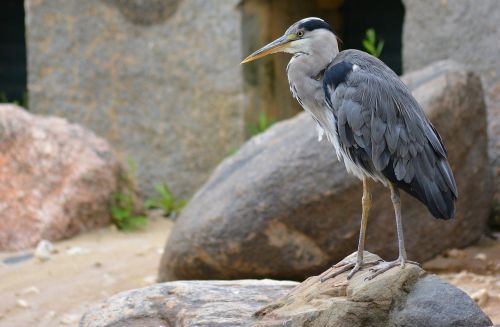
324 50 457 219
241 17 458 279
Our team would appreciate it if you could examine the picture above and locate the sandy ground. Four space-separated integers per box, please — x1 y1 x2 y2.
0 216 174 327
423 235 500 324
0 218 499 327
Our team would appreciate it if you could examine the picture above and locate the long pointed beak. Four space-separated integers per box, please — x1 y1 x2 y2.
241 35 290 64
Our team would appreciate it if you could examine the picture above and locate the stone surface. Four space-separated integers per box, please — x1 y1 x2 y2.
0 104 126 250
402 0 500 202
159 61 492 281
25 0 244 197
80 252 492 327
79 279 298 327
254 252 492 327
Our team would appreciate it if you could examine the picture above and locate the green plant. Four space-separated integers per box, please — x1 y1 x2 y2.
110 192 148 230
145 183 187 217
248 112 276 136
110 157 148 231
362 28 384 58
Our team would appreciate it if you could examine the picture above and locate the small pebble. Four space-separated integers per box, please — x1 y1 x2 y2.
446 248 466 259
16 299 30 308
474 253 487 261
143 275 157 284
470 289 489 307
60 313 79 325
66 246 90 256
20 286 40 295
34 240 55 261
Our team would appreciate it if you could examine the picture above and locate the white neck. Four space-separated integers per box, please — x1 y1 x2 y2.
286 29 339 133
286 29 339 77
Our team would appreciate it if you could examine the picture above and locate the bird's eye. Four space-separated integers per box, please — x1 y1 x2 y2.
297 31 304 37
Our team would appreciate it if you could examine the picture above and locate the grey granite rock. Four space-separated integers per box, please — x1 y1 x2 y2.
158 61 492 281
79 279 298 327
80 252 492 327
403 0 500 201
25 0 245 197
390 275 491 327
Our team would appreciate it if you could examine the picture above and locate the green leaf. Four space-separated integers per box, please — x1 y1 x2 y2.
145 183 187 217
362 40 375 54
376 40 385 57
110 191 148 231
366 29 375 43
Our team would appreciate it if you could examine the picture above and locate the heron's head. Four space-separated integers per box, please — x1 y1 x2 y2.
241 17 338 64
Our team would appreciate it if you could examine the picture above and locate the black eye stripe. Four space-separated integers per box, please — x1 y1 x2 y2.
298 19 333 33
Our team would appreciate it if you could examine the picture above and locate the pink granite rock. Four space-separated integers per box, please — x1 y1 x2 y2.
0 104 127 250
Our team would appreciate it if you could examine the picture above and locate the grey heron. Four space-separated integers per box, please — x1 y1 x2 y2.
241 17 458 280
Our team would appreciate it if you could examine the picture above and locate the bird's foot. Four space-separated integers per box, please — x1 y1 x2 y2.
364 257 420 281
321 257 379 282
320 261 357 282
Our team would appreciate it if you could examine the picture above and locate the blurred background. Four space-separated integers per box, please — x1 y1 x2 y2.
0 0 499 326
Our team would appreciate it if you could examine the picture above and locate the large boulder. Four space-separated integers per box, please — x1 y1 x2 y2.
80 252 492 327
159 61 492 281
0 105 127 250
25 0 244 198
402 0 500 201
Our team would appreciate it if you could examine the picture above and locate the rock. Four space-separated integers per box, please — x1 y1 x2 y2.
65 246 91 256
80 252 492 327
60 313 80 325
402 0 500 201
16 299 30 309
80 279 297 327
159 61 492 281
475 253 488 261
254 252 492 327
471 289 490 307
0 105 127 250
20 286 40 295
34 240 55 261
25 0 245 198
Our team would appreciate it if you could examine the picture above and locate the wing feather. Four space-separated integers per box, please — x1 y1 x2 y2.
323 51 457 219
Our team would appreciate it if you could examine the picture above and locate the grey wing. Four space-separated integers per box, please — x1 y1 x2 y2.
323 58 457 219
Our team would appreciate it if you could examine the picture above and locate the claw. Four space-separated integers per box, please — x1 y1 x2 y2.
320 262 356 282
364 258 420 281
334 260 352 268
346 262 363 280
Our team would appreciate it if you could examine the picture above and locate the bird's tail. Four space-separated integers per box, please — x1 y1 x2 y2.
384 157 457 219
407 158 457 219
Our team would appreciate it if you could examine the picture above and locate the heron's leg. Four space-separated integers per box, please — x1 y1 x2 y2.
346 177 372 279
392 184 407 263
321 177 372 282
365 184 419 280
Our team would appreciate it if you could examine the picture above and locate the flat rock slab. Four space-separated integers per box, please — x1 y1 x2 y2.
79 280 298 327
159 60 492 281
80 252 492 327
